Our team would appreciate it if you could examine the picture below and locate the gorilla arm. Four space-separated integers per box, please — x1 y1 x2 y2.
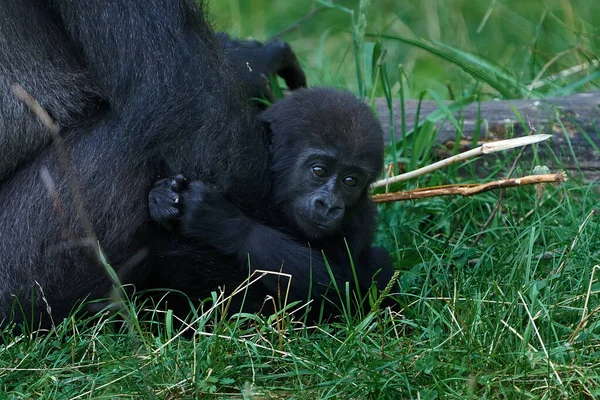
149 178 392 308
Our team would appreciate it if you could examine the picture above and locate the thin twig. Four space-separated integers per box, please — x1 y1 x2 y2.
372 172 567 203
526 49 573 93
527 59 600 90
12 85 60 134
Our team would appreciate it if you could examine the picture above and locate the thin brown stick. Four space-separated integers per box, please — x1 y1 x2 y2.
372 173 567 203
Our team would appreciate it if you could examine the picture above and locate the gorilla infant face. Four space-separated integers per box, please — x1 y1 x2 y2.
262 87 385 241
290 148 370 238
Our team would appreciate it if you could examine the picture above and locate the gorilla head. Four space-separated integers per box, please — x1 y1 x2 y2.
261 88 384 240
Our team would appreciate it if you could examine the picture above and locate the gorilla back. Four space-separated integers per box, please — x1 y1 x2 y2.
0 0 271 329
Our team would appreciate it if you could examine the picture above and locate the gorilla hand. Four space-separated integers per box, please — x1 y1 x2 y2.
149 174 188 229
178 180 253 256
218 33 307 103
149 176 249 254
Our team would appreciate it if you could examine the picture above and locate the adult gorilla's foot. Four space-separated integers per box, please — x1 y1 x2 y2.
217 33 307 103
149 174 188 228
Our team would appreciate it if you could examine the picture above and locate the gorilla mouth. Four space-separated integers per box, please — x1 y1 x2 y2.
311 219 339 235
294 212 331 239
314 223 330 233
315 222 333 230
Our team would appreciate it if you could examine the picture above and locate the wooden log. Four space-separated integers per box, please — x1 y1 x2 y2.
374 91 600 181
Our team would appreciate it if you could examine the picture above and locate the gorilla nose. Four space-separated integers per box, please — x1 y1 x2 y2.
313 196 344 221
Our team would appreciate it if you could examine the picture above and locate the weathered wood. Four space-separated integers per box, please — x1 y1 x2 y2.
374 92 600 181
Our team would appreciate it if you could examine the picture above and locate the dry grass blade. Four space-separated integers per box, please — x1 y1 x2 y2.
372 134 552 189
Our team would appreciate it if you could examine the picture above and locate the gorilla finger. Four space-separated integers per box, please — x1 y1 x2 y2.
261 38 292 65
241 39 264 50
259 75 277 103
167 190 181 205
163 206 181 219
169 174 189 192
218 33 263 52
153 177 172 186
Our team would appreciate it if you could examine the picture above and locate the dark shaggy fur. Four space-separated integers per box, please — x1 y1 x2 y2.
0 0 273 329
0 0 391 329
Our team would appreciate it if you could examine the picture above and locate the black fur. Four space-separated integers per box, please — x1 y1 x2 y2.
0 3 304 183
148 88 395 319
0 1 101 182
218 33 306 102
0 0 390 329
0 0 293 329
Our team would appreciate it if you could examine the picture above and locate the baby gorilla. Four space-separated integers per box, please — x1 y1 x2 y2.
148 88 395 319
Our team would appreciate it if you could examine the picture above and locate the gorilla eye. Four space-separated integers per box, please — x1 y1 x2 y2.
312 166 327 177
344 176 358 187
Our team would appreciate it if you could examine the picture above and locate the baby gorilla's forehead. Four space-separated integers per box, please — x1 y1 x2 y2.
308 106 382 151
298 124 383 175
268 87 385 178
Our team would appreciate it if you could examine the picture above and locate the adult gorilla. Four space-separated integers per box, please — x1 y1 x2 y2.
0 1 393 329
0 0 288 328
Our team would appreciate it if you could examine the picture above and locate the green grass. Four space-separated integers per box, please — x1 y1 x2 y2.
208 0 600 98
2 0 600 398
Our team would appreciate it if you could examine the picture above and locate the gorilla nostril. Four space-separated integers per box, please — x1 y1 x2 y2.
313 196 344 218
314 198 327 210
